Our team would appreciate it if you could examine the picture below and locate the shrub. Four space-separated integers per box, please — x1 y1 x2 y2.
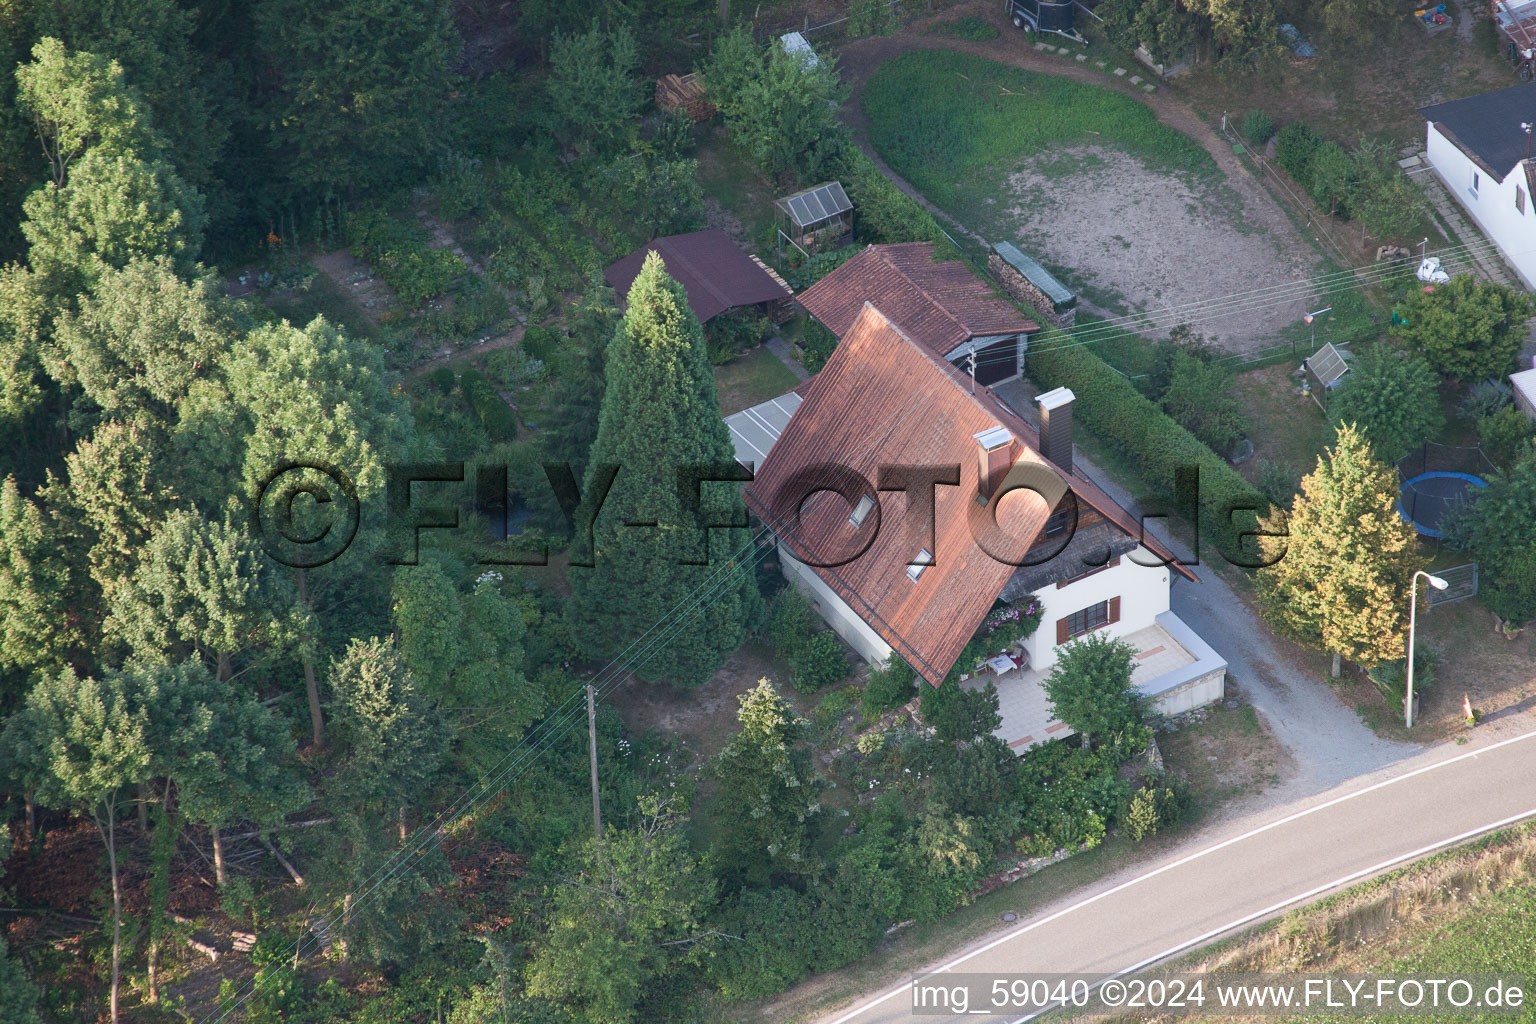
766 587 818 655
461 368 519 440
800 317 838 372
1327 346 1445 463
1253 457 1301 508
1241 109 1273 145
706 309 769 358
1123 783 1186 842
1028 336 1272 564
920 676 1001 743
435 150 489 220
482 348 525 388
863 657 918 715
1274 121 1322 182
1478 406 1536 468
705 887 819 1002
1367 644 1439 714
346 207 464 304
841 145 948 247
1461 378 1513 421
521 325 562 363
1014 739 1127 855
790 630 848 693
1160 349 1247 455
427 366 457 394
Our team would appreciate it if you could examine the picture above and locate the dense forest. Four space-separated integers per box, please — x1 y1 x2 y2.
0 3 1184 1022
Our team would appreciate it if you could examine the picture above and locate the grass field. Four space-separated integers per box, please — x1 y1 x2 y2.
862 50 1219 217
1132 827 1536 1024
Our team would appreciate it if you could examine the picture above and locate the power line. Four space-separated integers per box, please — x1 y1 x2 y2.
202 386 946 1023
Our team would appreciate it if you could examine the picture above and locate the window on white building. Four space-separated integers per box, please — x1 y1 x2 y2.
1470 170 1480 196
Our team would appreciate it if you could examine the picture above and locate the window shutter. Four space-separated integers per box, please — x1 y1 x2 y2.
1108 596 1121 624
1055 617 1070 644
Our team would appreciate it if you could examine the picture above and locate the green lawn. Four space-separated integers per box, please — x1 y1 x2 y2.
862 49 1219 224
695 126 781 251
715 344 801 415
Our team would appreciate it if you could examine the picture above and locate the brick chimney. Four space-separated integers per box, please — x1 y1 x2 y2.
972 425 1014 502
1036 387 1075 473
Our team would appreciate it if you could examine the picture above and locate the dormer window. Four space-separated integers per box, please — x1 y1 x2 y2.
906 548 933 581
849 494 875 527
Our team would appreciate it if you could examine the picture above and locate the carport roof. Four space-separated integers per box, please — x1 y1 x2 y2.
725 392 803 471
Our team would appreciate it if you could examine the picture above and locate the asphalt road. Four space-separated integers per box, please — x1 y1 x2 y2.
819 727 1536 1024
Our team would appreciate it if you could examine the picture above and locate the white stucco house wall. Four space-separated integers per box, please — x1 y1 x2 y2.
727 303 1226 749
1421 84 1536 289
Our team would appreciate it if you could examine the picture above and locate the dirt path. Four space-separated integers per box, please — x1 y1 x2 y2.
831 6 1321 349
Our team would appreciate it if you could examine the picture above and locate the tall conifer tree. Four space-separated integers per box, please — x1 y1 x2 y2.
1257 424 1424 674
566 253 758 688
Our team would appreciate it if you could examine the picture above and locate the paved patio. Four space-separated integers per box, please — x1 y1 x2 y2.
962 622 1200 751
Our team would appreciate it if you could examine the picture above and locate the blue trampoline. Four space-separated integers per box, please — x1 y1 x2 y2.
1398 471 1486 538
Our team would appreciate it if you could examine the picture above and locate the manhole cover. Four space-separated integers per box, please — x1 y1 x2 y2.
1001 911 1018 923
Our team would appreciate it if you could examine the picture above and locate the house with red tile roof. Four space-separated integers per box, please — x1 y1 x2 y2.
736 303 1227 749
798 242 1039 386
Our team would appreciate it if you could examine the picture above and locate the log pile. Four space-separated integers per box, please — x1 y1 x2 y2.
655 73 715 122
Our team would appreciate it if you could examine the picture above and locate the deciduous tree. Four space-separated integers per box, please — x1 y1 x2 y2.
1257 424 1423 674
527 794 714 1023
1327 346 1444 462
107 504 300 683
391 559 543 766
3 666 152 1024
50 257 237 426
315 637 450 963
1443 460 1536 626
1395 275 1536 382
255 0 458 198
1042 632 1141 750
545 22 641 154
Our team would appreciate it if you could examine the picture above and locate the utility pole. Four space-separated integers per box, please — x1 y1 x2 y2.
586 684 602 843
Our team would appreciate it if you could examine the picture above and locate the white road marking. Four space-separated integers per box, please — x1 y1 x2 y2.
824 727 1536 1024
1005 805 1536 1023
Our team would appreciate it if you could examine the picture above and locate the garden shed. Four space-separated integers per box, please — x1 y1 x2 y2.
989 241 1077 328
1302 342 1350 409
774 181 853 252
603 229 793 324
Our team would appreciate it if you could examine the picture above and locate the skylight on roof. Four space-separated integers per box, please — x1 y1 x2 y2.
906 548 933 581
849 494 875 527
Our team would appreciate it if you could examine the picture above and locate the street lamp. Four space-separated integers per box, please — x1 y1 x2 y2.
1406 570 1449 728
1303 305 1333 355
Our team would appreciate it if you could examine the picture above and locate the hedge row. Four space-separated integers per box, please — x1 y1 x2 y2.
460 368 518 440
1027 338 1272 563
